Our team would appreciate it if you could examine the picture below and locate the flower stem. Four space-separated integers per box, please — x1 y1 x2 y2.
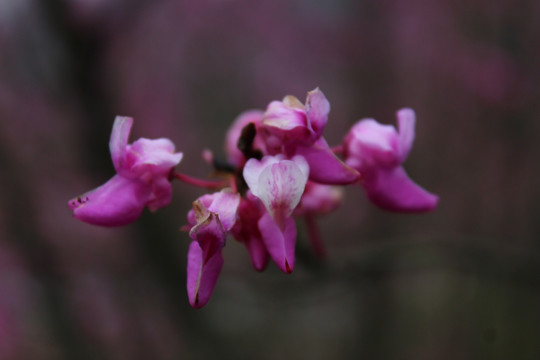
173 172 229 190
305 214 327 259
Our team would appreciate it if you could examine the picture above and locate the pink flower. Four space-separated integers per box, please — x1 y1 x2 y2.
260 88 359 185
186 190 240 308
343 109 439 212
68 116 183 226
243 155 309 273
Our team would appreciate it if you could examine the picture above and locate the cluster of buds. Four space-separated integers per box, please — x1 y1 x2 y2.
68 88 438 308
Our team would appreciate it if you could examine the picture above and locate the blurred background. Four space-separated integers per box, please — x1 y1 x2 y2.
0 0 539 359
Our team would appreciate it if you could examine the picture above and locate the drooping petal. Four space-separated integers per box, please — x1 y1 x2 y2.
231 193 269 271
186 241 224 308
305 87 330 139
68 175 152 227
295 138 360 185
396 108 416 161
363 166 439 212
258 212 296 273
109 116 133 172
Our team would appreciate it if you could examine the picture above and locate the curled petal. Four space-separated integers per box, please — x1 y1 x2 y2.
128 138 183 177
363 166 439 212
296 138 360 185
258 212 296 273
397 108 416 161
305 87 330 139
68 175 151 227
262 100 314 144
186 241 224 308
109 116 133 172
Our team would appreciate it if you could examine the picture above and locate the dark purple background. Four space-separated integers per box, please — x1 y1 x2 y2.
0 1 538 359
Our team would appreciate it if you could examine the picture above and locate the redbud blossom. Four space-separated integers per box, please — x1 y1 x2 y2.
67 116 183 226
343 109 439 212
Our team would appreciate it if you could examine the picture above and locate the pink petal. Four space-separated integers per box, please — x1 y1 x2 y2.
68 174 152 226
186 241 224 308
397 108 416 161
346 119 400 168
109 116 133 172
258 212 296 273
305 87 330 139
363 166 439 212
295 138 360 185
205 190 241 232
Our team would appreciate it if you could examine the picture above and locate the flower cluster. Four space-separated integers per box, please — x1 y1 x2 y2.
68 88 438 308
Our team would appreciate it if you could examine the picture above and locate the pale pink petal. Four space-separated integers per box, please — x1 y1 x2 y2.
295 138 360 185
363 166 439 212
305 87 330 138
258 212 296 273
109 116 133 172
68 175 152 227
128 138 183 176
186 241 224 309
243 155 282 194
253 157 309 223
397 108 416 161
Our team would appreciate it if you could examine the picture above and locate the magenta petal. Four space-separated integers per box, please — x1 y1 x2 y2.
296 138 360 185
68 175 151 226
245 234 269 271
109 116 133 172
186 241 224 308
397 108 416 161
258 212 296 273
305 87 330 139
363 166 439 212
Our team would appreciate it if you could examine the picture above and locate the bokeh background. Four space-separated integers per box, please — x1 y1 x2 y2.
1 0 539 359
